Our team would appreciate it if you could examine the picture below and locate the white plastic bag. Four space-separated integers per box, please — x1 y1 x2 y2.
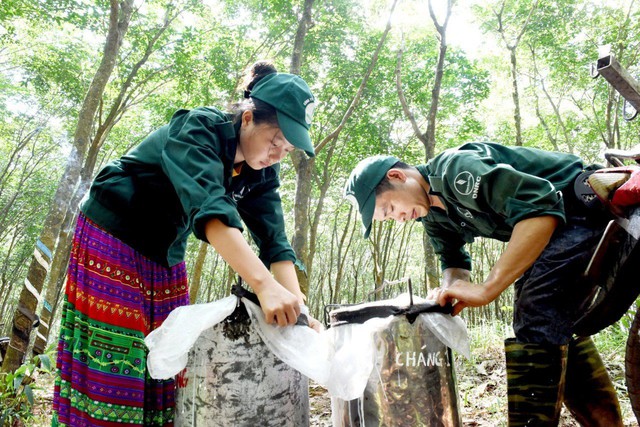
325 316 392 400
322 294 469 401
243 299 333 385
144 295 237 379
145 292 469 403
329 296 468 426
145 296 334 384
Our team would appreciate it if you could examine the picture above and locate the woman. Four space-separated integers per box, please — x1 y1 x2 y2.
52 61 319 426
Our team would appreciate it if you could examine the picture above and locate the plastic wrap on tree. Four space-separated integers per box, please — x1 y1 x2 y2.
173 302 309 427
329 295 466 427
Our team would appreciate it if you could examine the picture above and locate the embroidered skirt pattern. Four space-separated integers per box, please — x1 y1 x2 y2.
52 214 189 426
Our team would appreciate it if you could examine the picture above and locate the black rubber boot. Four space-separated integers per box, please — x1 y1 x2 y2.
563 336 623 427
505 338 567 426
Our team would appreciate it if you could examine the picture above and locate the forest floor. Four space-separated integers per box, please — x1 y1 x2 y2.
22 323 640 426
306 322 639 426
308 348 637 427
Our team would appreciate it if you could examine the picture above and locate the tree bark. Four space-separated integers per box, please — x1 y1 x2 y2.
423 0 452 160
2 0 135 373
31 210 75 356
509 46 523 146
29 0 180 357
288 0 315 296
189 242 210 304
330 204 355 303
291 0 398 298
395 0 451 290
493 0 539 147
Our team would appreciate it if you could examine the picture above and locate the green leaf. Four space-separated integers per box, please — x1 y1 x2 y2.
1 372 11 387
24 384 34 406
37 354 52 372
14 365 28 376
13 374 24 391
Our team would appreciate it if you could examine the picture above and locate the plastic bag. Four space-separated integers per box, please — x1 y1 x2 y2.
145 295 238 379
145 293 469 403
324 293 469 401
145 296 332 383
325 316 391 400
330 295 467 426
243 299 332 386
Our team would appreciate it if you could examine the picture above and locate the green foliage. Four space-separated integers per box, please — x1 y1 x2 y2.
616 298 640 333
0 351 54 427
1 0 640 347
2 4 640 423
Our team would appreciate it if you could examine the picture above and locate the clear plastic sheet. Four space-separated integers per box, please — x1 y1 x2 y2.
174 306 309 426
330 316 463 426
145 293 469 403
145 295 238 380
243 299 333 386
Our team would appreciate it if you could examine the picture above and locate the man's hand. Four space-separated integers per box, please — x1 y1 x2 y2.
433 216 560 316
306 314 325 333
436 279 494 316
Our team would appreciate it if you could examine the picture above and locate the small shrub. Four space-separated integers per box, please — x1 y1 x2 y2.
0 351 53 427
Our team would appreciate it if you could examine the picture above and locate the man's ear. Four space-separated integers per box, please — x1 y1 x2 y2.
386 168 407 183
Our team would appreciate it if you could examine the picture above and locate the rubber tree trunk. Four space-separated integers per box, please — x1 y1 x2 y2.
1 0 135 373
291 0 397 300
189 242 210 304
289 0 315 297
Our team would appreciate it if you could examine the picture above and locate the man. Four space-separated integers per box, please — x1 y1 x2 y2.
344 142 622 426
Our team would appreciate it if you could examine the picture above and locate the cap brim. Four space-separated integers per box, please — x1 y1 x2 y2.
360 191 375 239
277 111 315 157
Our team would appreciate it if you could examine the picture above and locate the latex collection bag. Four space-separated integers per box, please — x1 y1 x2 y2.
144 292 469 402
328 294 469 426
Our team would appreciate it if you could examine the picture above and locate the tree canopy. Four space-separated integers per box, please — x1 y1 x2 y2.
1 0 639 355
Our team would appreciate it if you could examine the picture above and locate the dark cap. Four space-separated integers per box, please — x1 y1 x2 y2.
344 155 400 238
250 73 316 157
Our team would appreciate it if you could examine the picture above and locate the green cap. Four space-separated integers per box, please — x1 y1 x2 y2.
250 73 316 157
344 155 400 238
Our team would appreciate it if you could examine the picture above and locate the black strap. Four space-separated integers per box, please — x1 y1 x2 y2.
232 283 260 306
231 283 309 327
331 302 453 326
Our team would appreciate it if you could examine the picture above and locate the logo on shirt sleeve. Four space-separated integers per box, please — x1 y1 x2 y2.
454 172 474 195
453 171 482 199
231 186 249 201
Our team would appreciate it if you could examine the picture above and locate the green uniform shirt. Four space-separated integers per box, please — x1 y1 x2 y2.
81 106 296 268
417 142 586 271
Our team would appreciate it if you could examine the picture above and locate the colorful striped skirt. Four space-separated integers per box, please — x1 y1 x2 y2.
53 214 189 426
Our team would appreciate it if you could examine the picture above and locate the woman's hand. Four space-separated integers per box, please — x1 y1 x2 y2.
255 285 325 331
255 280 301 327
205 220 302 326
